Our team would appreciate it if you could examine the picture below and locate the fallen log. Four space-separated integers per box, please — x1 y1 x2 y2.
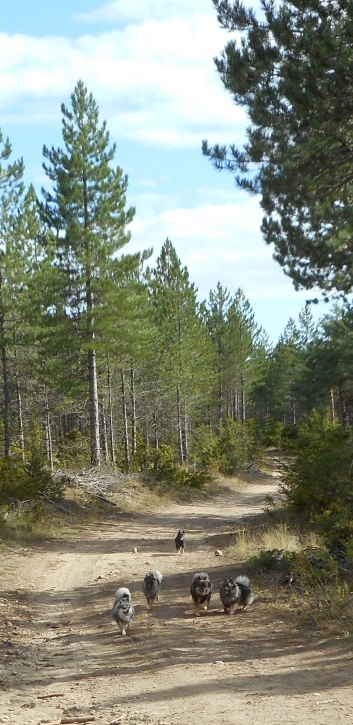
37 692 65 699
78 486 118 506
38 492 74 515
61 717 96 724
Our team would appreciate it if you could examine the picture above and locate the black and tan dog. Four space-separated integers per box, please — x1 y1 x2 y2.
190 572 212 616
174 530 185 554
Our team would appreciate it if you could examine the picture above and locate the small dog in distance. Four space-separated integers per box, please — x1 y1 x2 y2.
174 530 185 554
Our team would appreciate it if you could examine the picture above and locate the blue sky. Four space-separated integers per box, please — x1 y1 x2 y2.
0 0 327 344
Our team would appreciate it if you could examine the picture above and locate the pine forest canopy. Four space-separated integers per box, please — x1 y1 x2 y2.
203 0 353 298
1 78 353 478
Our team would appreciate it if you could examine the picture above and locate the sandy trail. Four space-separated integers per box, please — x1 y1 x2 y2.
0 457 352 725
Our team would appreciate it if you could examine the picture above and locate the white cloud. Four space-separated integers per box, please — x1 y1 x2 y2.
75 0 265 25
76 0 212 24
128 197 311 302
0 15 245 148
126 196 323 340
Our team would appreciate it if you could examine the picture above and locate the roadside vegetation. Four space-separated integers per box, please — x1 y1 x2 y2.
226 516 353 638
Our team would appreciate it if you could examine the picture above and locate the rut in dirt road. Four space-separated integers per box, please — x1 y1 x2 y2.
1 462 353 725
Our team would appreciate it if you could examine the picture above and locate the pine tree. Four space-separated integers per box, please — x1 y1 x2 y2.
40 81 136 467
227 289 262 422
0 133 40 456
201 285 262 425
271 319 305 426
303 306 353 426
203 1 353 297
146 240 214 464
201 283 231 424
247 333 273 426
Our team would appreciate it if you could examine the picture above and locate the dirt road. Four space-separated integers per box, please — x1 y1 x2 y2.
0 462 352 725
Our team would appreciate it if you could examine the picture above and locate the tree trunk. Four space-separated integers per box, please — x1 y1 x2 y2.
292 397 297 425
0 319 11 456
101 398 109 464
339 385 348 428
234 388 239 421
107 361 116 465
86 253 100 467
330 388 336 424
152 413 159 449
218 375 223 425
130 363 137 457
182 402 189 465
240 373 246 423
62 413 67 438
14 346 25 457
121 369 130 468
177 383 184 465
145 420 150 454
44 386 54 471
88 347 100 467
16 380 25 458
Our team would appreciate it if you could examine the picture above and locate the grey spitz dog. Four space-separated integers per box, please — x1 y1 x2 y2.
142 570 163 607
112 588 135 635
175 530 185 554
220 575 254 614
190 572 212 616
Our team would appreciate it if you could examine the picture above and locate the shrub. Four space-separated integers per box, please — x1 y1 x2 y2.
216 418 263 475
148 443 177 473
248 547 295 575
25 452 64 500
0 455 27 507
281 412 353 554
153 459 213 488
189 419 263 475
280 423 299 446
163 465 213 488
56 428 90 468
191 425 219 471
0 451 63 508
291 546 338 585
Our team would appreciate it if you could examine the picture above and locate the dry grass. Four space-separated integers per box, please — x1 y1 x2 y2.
226 522 322 564
225 521 353 638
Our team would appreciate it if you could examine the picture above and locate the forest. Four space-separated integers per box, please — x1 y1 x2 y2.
0 83 349 470
2 1 353 568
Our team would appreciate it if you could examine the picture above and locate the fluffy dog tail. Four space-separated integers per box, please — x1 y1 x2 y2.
114 587 131 602
235 575 255 606
150 570 163 584
235 575 250 587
